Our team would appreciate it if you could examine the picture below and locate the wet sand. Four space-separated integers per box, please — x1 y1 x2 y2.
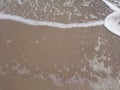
0 20 120 90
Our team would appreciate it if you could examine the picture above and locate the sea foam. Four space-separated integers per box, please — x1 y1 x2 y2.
0 13 104 29
104 11 120 36
102 0 120 36
0 0 120 37
102 0 120 11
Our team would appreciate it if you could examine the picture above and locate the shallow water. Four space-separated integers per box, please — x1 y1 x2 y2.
0 0 110 24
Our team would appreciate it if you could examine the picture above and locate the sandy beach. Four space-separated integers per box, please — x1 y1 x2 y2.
0 0 120 90
0 20 120 90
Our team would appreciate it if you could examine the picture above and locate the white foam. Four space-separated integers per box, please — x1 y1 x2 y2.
102 0 120 36
102 0 120 11
0 13 104 29
104 11 120 36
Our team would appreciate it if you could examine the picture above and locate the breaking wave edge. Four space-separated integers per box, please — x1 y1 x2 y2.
0 13 104 29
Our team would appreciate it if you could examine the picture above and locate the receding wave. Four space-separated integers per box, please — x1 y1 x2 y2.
1 0 120 33
0 0 109 24
102 0 120 11
104 11 120 36
0 13 104 29
102 0 120 36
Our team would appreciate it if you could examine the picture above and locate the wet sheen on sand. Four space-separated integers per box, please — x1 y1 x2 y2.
0 20 120 90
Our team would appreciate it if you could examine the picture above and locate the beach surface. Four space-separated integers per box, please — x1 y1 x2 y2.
0 20 120 90
0 0 120 90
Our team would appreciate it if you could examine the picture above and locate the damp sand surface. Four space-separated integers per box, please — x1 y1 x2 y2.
0 0 120 90
0 20 120 90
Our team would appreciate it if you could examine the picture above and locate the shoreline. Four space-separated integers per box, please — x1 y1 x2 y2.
0 13 104 29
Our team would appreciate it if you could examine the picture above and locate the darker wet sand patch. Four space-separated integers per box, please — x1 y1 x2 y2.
0 20 120 90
